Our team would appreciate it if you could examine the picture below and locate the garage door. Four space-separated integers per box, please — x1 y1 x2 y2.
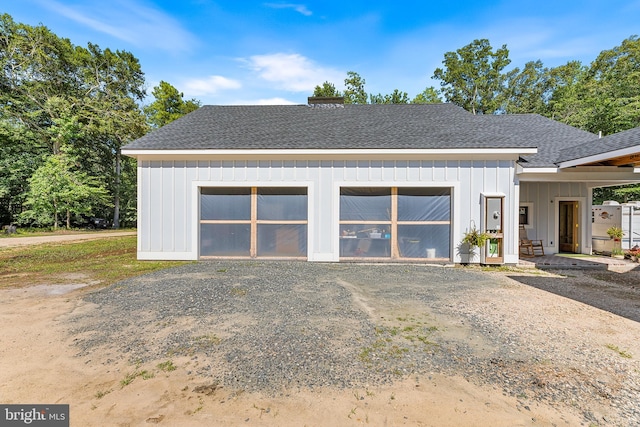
339 187 451 260
200 187 307 258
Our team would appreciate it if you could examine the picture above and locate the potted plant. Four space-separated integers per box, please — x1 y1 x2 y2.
627 246 640 262
459 223 491 264
606 226 624 241
462 226 491 248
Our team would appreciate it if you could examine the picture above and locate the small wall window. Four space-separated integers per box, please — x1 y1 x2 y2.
519 203 533 229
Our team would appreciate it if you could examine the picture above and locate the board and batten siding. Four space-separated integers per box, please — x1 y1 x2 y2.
137 158 518 263
519 181 591 255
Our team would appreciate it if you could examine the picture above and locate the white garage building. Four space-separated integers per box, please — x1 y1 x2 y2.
122 99 640 264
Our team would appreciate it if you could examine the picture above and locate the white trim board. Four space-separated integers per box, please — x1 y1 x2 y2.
124 148 535 161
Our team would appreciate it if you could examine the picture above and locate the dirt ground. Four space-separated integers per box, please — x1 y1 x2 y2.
1 265 639 426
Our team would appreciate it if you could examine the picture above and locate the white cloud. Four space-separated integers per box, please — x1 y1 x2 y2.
244 53 344 92
182 76 242 96
34 0 197 54
264 3 312 16
253 97 298 105
224 97 299 105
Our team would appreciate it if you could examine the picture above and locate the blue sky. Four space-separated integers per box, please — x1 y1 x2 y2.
3 0 640 106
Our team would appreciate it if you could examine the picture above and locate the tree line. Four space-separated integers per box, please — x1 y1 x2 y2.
314 37 640 203
314 37 640 136
0 14 199 228
2 12 639 229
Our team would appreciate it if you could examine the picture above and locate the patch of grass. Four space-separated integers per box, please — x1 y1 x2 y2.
94 389 112 399
193 396 204 414
555 253 596 258
605 344 632 359
358 347 373 365
140 370 155 380
347 407 357 419
120 362 160 387
120 371 139 388
481 265 531 273
0 235 190 289
167 334 222 356
157 360 177 372
359 338 391 365
230 287 247 296
387 344 409 357
404 334 438 346
361 316 440 368
0 228 99 238
194 334 221 347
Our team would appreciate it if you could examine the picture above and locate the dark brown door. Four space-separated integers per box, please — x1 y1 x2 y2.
559 201 579 253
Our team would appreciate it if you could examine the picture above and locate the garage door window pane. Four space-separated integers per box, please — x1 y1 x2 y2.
397 225 450 258
257 224 307 257
200 223 250 256
201 188 250 220
398 188 450 221
340 188 391 221
339 224 390 257
258 188 307 220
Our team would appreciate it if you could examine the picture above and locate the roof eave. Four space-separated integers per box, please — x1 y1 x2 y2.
122 147 537 161
557 145 640 168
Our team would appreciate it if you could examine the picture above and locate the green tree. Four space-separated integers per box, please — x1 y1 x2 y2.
343 71 368 104
0 14 82 154
19 107 110 229
313 72 432 105
369 89 410 104
592 185 640 205
613 186 640 202
20 153 111 229
582 35 640 134
144 80 201 128
544 38 640 204
79 43 148 228
433 39 512 114
545 37 640 135
312 81 341 98
411 87 442 104
0 122 46 224
0 14 148 227
544 61 588 124
503 60 552 114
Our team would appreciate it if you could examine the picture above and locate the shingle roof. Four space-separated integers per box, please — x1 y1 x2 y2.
472 114 598 167
123 103 600 167
557 126 640 164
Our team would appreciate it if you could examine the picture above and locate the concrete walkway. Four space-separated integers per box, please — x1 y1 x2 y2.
0 231 136 248
518 253 639 271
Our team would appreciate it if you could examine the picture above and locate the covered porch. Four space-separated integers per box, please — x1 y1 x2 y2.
517 126 640 262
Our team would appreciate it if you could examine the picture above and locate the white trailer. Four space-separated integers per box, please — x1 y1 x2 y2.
592 202 640 253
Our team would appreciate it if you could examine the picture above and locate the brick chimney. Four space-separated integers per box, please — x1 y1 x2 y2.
307 96 345 108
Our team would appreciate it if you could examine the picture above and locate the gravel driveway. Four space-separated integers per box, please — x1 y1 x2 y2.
69 261 640 426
